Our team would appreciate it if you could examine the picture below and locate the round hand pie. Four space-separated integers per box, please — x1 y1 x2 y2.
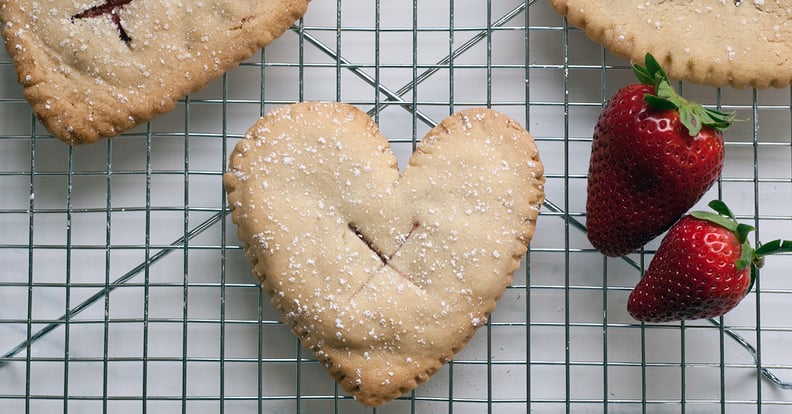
224 102 545 406
551 0 792 89
0 0 310 144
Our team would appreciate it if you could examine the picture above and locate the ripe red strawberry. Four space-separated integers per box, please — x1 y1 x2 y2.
586 53 734 257
628 200 792 323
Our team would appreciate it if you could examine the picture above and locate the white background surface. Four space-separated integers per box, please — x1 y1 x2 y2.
1 1 792 413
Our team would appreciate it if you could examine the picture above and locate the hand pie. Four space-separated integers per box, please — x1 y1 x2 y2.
224 102 546 406
551 0 792 88
0 0 310 144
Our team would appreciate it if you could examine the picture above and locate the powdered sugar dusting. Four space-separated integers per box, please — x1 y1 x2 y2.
2 0 309 143
223 102 545 405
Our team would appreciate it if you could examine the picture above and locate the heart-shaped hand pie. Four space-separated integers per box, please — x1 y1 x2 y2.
0 0 309 144
224 102 545 406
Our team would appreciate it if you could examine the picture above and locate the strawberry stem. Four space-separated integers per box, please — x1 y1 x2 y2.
632 53 735 136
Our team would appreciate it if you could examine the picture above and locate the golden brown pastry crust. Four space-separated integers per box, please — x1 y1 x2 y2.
224 102 545 406
551 0 792 89
0 0 310 144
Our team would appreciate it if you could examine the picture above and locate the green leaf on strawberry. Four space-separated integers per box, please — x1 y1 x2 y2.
633 53 735 135
755 239 792 256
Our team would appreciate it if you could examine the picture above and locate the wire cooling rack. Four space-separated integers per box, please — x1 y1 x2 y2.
2 1 792 413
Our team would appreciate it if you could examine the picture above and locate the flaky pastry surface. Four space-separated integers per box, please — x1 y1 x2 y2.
0 0 309 144
551 0 792 89
224 102 545 406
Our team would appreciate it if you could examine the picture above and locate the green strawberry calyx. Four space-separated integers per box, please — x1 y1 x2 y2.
690 200 792 292
632 53 735 136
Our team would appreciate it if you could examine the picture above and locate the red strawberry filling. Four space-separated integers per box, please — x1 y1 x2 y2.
349 222 420 282
73 0 134 43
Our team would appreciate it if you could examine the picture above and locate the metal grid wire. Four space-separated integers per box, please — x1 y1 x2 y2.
1 1 792 412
